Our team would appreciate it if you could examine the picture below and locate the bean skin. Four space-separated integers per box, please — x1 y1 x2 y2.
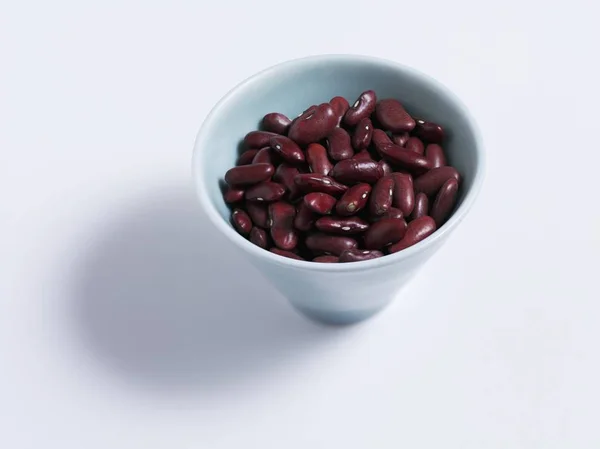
273 163 301 201
413 166 461 197
304 192 337 214
262 113 291 135
411 192 429 220
294 174 348 196
378 160 392 176
245 181 286 202
352 117 373 151
326 127 354 161
288 103 337 146
344 90 377 127
389 216 436 253
336 183 371 216
352 150 373 161
430 178 459 227
246 201 271 228
370 175 394 216
231 208 252 236
330 96 349 126
270 248 305 260
425 144 447 168
372 128 394 153
269 201 298 250
391 172 415 216
339 249 384 263
331 160 383 185
313 255 339 263
223 186 245 204
293 202 315 232
315 216 369 234
378 144 433 174
305 233 358 256
252 147 275 164
392 132 410 146
270 136 305 164
364 218 408 250
244 131 279 149
249 227 269 249
306 143 333 175
237 149 259 166
370 207 404 222
375 99 415 132
405 137 425 155
225 163 275 186
414 119 445 143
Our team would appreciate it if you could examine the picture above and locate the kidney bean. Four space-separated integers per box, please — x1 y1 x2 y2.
414 119 445 143
364 218 408 249
269 202 298 250
370 207 404 222
305 233 358 256
288 103 337 146
336 183 371 216
262 112 291 135
270 136 305 164
378 144 433 174
252 147 275 164
273 163 301 200
249 227 269 249
270 248 305 260
389 216 436 253
304 192 337 214
430 178 459 226
306 143 333 175
244 131 279 149
294 174 348 196
315 216 369 234
391 173 415 216
369 175 394 216
246 201 271 228
326 127 354 161
313 255 339 263
225 163 275 186
375 99 415 132
413 166 461 197
405 137 425 155
245 181 286 202
352 118 373 151
411 193 429 220
372 128 394 153
353 150 373 161
392 132 410 146
425 144 447 168
343 90 377 127
231 208 252 236
224 186 245 204
339 249 384 262
237 149 259 166
330 96 349 126
293 202 315 232
331 160 383 185
378 160 392 176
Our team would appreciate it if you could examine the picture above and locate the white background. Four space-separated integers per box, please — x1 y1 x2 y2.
1 1 599 448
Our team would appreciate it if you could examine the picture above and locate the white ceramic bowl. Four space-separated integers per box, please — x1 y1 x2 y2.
193 55 485 325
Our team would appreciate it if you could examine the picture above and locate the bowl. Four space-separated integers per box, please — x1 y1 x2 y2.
192 54 485 325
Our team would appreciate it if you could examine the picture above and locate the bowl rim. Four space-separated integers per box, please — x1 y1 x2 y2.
192 54 485 272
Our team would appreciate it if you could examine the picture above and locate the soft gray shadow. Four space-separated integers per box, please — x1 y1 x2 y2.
71 185 342 393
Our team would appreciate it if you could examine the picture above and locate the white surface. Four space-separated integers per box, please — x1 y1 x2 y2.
1 1 599 448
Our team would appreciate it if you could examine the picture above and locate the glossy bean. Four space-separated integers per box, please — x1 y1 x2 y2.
372 128 394 153
237 149 259 166
262 112 291 135
305 233 358 256
270 248 304 260
336 183 371 216
364 218 408 249
293 202 315 232
252 147 275 164
378 144 433 174
339 249 384 263
343 90 377 127
273 163 301 201
231 208 252 236
391 172 415 216
389 216 436 253
326 127 354 161
375 99 415 132
304 192 337 214
392 132 410 146
405 137 425 155
353 150 373 161
370 207 404 222
294 174 348 196
413 166 461 197
330 96 349 126
425 144 447 168
270 136 305 164
288 103 337 146
244 131 279 149
430 178 459 227
245 182 286 202
414 119 445 143
313 255 339 263
330 160 383 184
249 227 269 249
225 163 275 186
246 201 271 228
269 201 295 227
411 193 429 220
315 216 369 234
223 186 245 204
378 160 392 176
369 175 394 216
352 117 373 151
306 143 333 175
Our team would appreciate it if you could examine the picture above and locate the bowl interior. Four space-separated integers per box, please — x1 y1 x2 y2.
194 56 482 248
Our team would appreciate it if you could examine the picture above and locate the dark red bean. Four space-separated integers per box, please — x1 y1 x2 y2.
430 178 459 226
245 181 286 202
288 103 337 146
339 249 384 262
370 175 394 216
244 131 279 149
378 160 392 176
225 163 275 186
305 233 358 256
293 202 315 232
246 201 271 228
331 160 383 184
405 137 425 155
231 208 252 236
353 150 373 161
330 96 349 126
352 118 373 151
413 166 461 197
364 218 408 250
269 201 295 227
249 227 269 249
273 163 301 201
237 149 259 166
313 255 339 263
411 193 429 220
304 192 337 214
372 129 393 152
306 143 333 175
336 183 371 216
375 99 415 132
270 248 305 260
315 216 369 234
391 173 415 216
370 207 404 222
270 136 305 165
262 113 291 135
378 144 433 174
252 147 275 164
344 90 377 127
294 174 348 196
326 127 354 161
224 186 245 204
389 216 436 253
425 144 447 168
414 119 445 143
392 132 410 146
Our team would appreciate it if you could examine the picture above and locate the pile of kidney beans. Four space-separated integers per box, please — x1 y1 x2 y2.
222 90 461 263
